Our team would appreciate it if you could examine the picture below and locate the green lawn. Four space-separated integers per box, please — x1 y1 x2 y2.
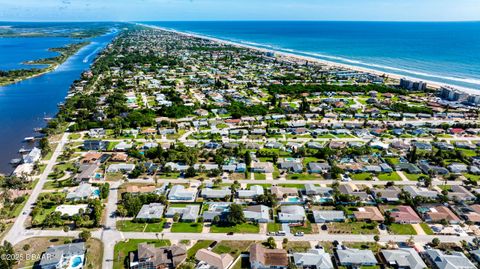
187 240 214 258
420 223 434 235
377 172 402 181
351 173 372 181
212 241 254 259
328 221 379 235
170 222 202 233
113 239 170 269
267 223 281 232
290 221 315 234
284 241 311 252
254 173 266 180
388 224 417 235
286 173 321 180
210 223 259 233
404 173 427 181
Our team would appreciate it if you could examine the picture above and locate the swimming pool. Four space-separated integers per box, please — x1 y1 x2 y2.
68 255 83 269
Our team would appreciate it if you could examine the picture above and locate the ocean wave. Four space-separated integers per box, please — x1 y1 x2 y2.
270 48 480 86
147 24 480 88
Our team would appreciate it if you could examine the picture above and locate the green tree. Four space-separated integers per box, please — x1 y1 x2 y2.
79 230 91 241
226 204 246 225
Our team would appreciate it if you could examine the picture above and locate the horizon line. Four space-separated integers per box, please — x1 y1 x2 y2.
1 19 480 23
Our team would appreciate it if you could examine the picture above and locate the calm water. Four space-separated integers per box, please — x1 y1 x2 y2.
0 30 118 174
0 37 75 70
145 21 480 90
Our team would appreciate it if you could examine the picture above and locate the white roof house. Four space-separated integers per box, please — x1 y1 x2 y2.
238 185 264 198
381 248 427 269
23 147 41 164
165 205 200 222
106 163 135 173
278 205 306 223
425 249 476 269
136 203 165 220
293 249 333 269
168 185 197 201
243 205 271 223
66 183 99 201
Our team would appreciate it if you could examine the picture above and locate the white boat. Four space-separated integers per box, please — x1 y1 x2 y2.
24 137 35 142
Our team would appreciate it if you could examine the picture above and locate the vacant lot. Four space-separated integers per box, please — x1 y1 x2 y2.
328 221 379 235
212 240 254 259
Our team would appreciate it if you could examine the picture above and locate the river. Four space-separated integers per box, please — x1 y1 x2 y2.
0 29 118 174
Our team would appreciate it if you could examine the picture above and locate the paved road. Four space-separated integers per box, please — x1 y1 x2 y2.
3 132 70 245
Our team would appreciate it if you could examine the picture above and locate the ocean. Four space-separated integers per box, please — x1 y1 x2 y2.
144 21 480 90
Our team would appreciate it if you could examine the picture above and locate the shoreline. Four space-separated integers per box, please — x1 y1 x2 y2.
140 23 480 95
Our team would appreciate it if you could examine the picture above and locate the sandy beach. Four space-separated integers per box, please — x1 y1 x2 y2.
140 23 480 95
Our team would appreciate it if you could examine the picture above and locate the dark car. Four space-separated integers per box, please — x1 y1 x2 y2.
227 232 234 235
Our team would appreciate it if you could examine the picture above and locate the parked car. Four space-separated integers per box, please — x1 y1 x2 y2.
294 232 304 237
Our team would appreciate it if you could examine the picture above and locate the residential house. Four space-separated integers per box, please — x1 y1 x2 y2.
278 205 306 223
249 243 288 269
136 203 165 220
66 183 99 201
371 186 401 203
238 185 264 199
446 185 475 201
165 205 200 222
83 140 108 151
251 162 274 173
424 206 461 224
354 206 385 222
243 205 271 223
308 163 331 173
168 185 197 202
381 247 427 269
293 248 334 269
39 243 86 269
129 243 187 269
312 210 345 223
195 249 234 269
424 249 476 269
106 163 135 173
271 186 298 199
336 248 377 267
389 206 422 224
23 147 41 164
201 187 231 199
403 186 438 199
74 164 99 183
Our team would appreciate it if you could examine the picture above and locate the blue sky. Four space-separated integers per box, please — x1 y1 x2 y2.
0 0 479 22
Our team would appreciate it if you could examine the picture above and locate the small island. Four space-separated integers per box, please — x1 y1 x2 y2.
0 41 90 86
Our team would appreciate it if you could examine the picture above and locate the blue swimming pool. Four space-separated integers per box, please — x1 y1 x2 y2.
93 189 100 197
70 256 83 268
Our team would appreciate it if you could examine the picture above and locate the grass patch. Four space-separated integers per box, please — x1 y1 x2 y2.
210 223 259 233
351 173 373 181
170 222 202 233
284 241 311 252
286 173 321 180
254 173 266 180
328 221 379 235
388 223 417 235
212 241 254 259
187 240 214 258
117 220 164 232
420 223 434 235
404 173 427 181
267 222 281 232
114 239 170 269
290 220 316 234
377 172 402 181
